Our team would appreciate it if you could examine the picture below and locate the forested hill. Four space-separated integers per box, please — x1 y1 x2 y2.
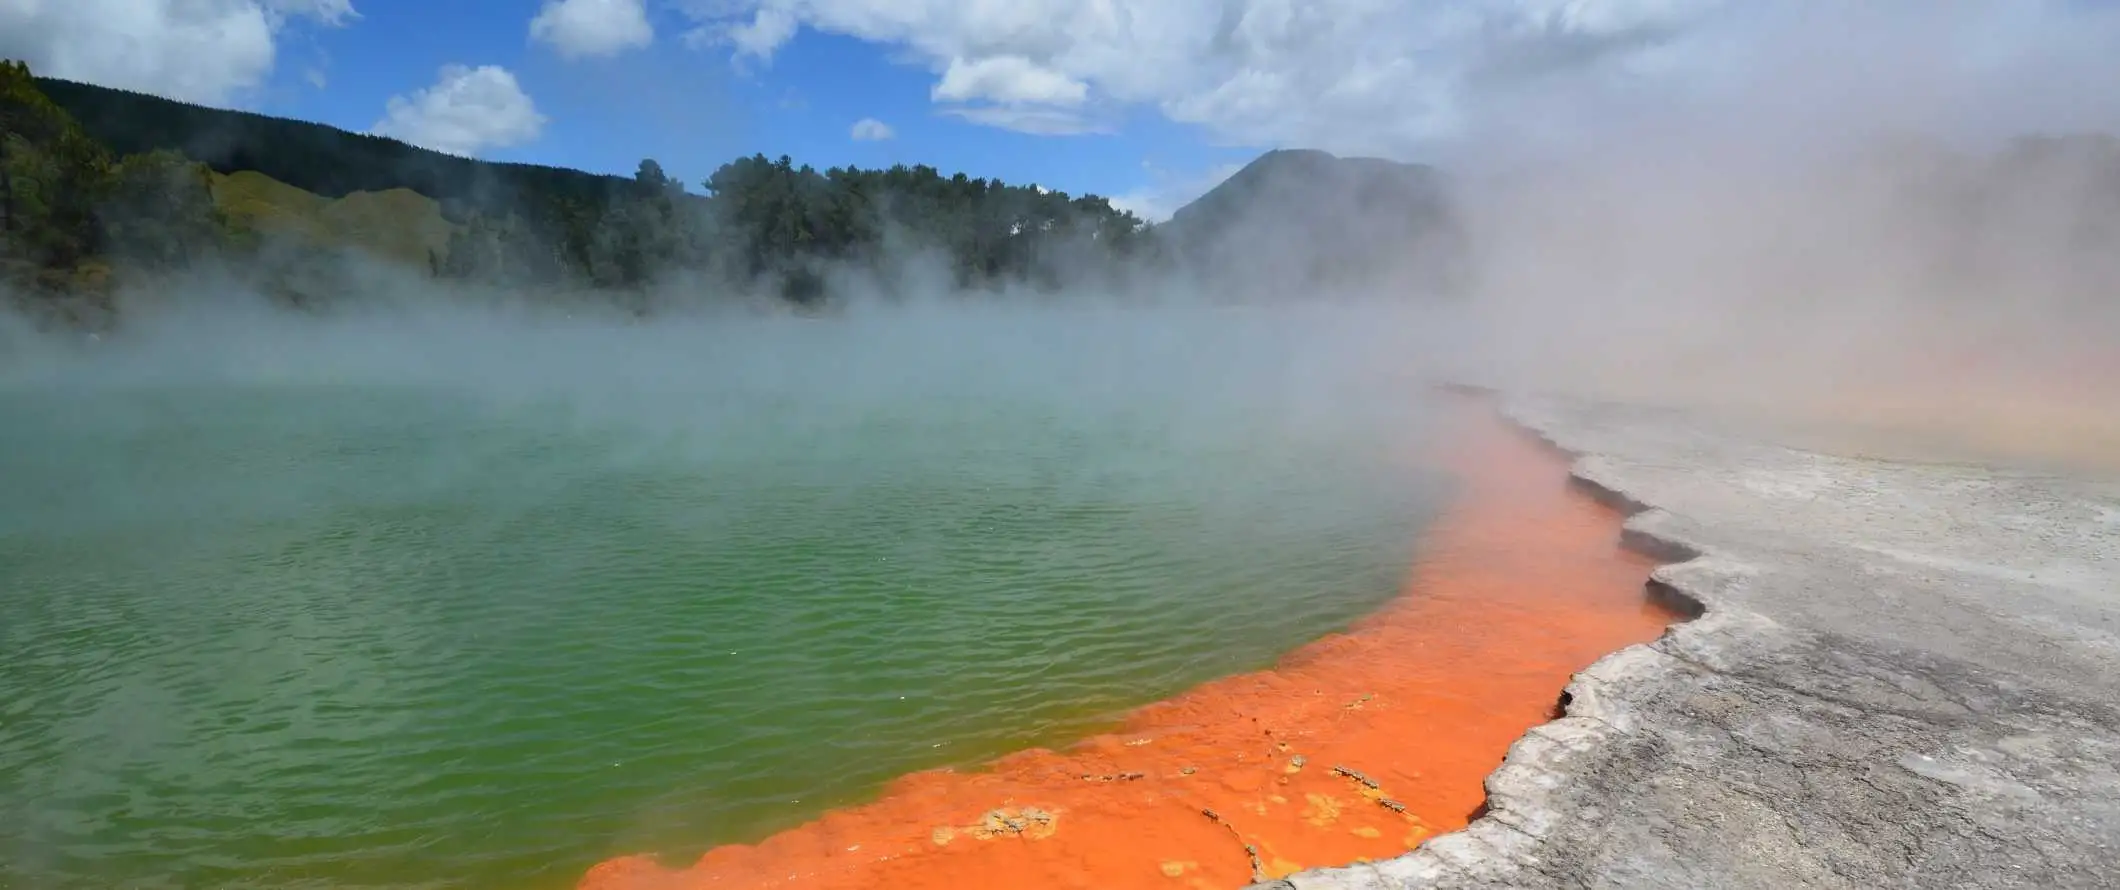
7 64 1494 331
34 76 635 221
4 63 1153 326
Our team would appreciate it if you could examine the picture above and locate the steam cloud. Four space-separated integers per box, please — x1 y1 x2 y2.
3 1 2116 465
1421 0 2120 462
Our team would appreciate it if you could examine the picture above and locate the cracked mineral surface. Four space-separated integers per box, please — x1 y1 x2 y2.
1260 395 2120 890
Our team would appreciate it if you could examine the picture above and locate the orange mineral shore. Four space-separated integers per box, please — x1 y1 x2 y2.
579 408 1680 890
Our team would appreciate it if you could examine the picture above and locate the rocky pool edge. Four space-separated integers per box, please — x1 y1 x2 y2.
1235 395 1717 889
1250 390 2120 889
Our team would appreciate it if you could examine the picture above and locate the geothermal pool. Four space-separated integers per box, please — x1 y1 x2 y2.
579 402 1676 890
0 306 1462 889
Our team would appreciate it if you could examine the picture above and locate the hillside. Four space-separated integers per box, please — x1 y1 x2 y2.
1159 149 1469 298
16 70 1473 314
210 170 457 269
3 60 1155 323
35 76 634 222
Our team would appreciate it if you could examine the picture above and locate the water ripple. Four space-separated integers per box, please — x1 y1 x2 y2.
0 383 1446 889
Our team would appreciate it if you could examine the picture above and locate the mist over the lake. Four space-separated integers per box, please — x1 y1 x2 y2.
5 3 2120 887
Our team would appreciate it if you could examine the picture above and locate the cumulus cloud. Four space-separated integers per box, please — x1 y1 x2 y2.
924 55 1098 134
371 64 548 158
0 0 355 105
670 0 2120 160
665 0 1719 148
931 56 1088 106
849 117 894 141
941 105 1109 137
725 8 800 59
529 0 654 59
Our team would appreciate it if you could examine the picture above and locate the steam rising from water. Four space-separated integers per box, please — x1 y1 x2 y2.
1418 2 2120 466
4 6 2117 884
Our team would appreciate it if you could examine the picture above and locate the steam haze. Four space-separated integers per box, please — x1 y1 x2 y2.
10 2 2118 449
1416 0 2120 466
3 1 2119 884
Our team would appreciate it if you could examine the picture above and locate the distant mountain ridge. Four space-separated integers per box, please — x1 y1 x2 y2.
27 77 1471 304
3 64 1154 323
33 77 636 223
1159 148 1469 298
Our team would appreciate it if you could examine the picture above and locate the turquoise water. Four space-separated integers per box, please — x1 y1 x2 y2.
0 303 1448 889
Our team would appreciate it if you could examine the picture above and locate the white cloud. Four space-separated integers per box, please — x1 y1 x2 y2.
530 0 654 59
849 117 894 140
932 56 1088 106
0 0 355 105
371 64 548 158
670 1 2120 157
727 8 799 59
927 56 1093 134
940 104 1108 137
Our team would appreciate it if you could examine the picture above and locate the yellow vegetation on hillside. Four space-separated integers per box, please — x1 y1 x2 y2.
210 170 459 268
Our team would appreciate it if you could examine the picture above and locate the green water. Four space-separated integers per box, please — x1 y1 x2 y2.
0 305 1448 889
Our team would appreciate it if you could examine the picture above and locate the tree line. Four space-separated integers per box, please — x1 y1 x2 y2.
2 61 227 315
437 153 1154 302
3 62 1153 322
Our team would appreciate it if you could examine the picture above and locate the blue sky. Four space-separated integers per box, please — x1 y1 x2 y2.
225 3 1259 216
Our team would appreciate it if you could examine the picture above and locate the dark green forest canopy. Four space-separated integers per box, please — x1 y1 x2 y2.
2 62 224 308
8 63 1504 322
34 76 633 220
9 66 1154 309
